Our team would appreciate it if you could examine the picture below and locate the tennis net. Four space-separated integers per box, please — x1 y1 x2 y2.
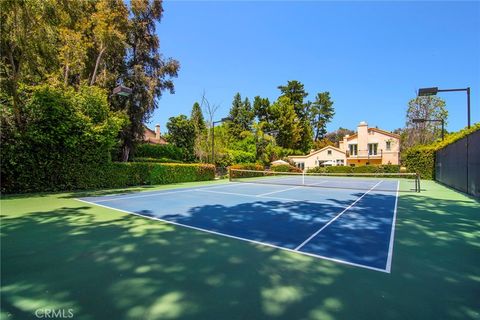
229 169 421 193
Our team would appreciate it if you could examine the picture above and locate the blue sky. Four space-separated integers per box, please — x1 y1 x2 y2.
149 1 480 134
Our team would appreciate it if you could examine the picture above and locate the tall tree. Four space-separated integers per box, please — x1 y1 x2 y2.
116 0 180 161
325 127 355 146
191 102 206 134
404 96 448 147
277 80 309 118
0 0 60 120
191 101 207 161
253 96 271 124
277 80 312 152
89 0 128 86
227 93 254 137
166 115 195 161
310 92 335 141
58 27 89 86
269 96 301 149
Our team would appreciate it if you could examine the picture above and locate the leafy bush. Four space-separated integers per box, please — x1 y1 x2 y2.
306 165 401 174
130 157 182 164
402 146 436 180
229 163 264 171
1 85 127 193
325 166 354 173
306 167 327 173
25 162 214 191
134 143 184 161
228 150 256 164
215 150 256 167
433 123 480 151
228 163 265 178
401 123 479 180
270 164 302 173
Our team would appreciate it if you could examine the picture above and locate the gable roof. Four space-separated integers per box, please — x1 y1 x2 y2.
346 127 400 140
287 145 345 158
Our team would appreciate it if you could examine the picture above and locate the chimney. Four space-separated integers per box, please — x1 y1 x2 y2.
155 124 161 140
357 121 368 151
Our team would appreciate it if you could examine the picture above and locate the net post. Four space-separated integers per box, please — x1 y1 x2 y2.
417 173 421 192
228 167 231 182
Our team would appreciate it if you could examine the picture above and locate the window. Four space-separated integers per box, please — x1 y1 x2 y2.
386 141 391 151
349 144 358 156
350 164 356 167
368 143 378 155
296 162 305 170
327 150 332 155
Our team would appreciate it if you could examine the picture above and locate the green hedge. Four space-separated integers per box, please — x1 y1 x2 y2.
130 157 182 164
72 162 215 190
134 143 184 161
270 164 302 173
4 162 215 193
228 163 265 178
307 165 401 174
229 163 265 171
402 146 436 180
401 123 480 180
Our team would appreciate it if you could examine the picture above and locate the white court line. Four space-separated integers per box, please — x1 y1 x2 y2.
89 182 242 203
255 180 329 197
194 188 339 206
385 180 400 273
256 185 305 197
294 180 384 251
74 198 388 273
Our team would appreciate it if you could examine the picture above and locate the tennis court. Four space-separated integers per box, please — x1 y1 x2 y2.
78 171 419 273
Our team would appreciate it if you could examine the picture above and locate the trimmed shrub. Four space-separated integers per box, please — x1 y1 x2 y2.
325 166 354 173
381 164 401 173
401 123 479 180
215 150 256 167
402 146 436 180
306 167 327 174
74 163 215 190
229 163 264 171
131 157 182 164
307 165 401 174
135 143 184 161
270 164 302 173
1 85 127 193
228 163 265 178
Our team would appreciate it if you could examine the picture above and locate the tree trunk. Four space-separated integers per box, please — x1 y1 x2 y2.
121 144 130 162
90 46 106 86
7 49 21 125
64 64 69 86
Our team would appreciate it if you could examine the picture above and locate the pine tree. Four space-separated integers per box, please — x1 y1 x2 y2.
310 92 335 141
116 0 180 161
228 93 254 137
191 102 206 134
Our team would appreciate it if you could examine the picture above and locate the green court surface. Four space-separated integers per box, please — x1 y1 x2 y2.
1 180 479 320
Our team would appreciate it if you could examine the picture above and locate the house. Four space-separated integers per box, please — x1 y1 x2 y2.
143 124 168 145
288 146 346 171
288 121 400 170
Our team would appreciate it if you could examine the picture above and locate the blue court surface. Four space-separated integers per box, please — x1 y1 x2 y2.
78 179 400 273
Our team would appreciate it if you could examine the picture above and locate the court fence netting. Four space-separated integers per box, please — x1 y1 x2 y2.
229 169 421 193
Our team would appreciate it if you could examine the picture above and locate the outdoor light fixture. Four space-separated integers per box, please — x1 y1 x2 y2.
212 117 233 164
112 85 132 97
417 87 439 96
412 118 445 140
417 86 471 128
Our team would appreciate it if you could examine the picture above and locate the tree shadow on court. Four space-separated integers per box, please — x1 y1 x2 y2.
1 188 479 320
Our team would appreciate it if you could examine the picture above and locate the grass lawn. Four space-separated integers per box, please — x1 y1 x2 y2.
1 180 479 320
